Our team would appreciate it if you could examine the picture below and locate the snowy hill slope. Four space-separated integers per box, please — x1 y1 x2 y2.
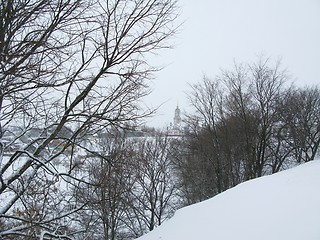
137 160 320 240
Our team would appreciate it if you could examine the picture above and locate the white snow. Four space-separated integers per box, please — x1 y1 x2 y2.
136 160 320 240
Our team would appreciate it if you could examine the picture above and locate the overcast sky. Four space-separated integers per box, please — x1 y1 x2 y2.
144 0 320 128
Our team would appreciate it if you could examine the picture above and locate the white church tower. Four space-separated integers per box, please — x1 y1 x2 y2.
167 105 184 137
173 105 181 129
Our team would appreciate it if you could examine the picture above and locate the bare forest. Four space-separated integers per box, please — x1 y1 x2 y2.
0 1 319 239
177 59 320 203
0 0 179 238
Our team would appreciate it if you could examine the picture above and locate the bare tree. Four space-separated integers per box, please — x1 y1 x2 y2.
282 87 320 162
74 132 137 240
221 64 258 180
180 58 296 203
127 133 180 233
249 58 288 176
181 77 235 203
0 0 179 238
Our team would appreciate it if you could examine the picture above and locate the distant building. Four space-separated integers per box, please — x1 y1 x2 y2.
167 105 184 137
2 125 73 155
173 105 182 129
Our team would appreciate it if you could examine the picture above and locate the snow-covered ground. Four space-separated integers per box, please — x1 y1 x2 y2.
137 160 320 240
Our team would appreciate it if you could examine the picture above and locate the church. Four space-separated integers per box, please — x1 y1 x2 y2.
167 105 184 137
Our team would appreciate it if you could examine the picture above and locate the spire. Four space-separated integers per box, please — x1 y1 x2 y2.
173 105 181 128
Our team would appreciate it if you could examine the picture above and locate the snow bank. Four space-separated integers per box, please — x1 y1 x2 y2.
137 160 320 240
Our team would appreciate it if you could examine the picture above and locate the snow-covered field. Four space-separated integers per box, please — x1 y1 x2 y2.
137 160 320 240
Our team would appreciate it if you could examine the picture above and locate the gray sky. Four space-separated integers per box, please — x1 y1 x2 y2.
145 0 320 128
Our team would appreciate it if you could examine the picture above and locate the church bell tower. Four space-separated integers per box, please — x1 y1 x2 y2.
173 105 181 129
